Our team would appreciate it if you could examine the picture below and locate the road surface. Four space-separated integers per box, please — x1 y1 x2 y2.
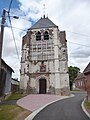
33 92 89 120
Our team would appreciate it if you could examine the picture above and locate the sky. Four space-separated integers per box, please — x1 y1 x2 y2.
0 0 90 80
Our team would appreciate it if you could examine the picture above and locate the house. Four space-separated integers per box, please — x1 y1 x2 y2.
11 78 19 93
83 62 90 101
74 72 87 91
0 59 14 96
20 15 70 95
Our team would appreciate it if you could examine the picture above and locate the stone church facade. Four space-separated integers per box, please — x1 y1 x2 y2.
20 16 70 95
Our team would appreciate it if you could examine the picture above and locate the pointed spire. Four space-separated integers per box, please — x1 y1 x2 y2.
43 4 45 18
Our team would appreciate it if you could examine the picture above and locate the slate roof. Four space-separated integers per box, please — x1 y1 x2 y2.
1 59 14 72
29 17 58 30
83 62 90 75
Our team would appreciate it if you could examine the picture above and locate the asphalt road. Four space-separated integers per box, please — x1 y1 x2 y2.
33 92 90 120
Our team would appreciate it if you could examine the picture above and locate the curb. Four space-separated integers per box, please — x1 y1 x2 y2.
25 94 74 120
81 98 90 118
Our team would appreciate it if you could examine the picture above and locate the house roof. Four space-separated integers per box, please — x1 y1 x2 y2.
1 59 14 72
29 17 58 30
83 62 90 75
11 78 19 85
75 73 86 81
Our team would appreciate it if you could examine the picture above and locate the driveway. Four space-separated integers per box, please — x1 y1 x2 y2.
33 92 89 120
17 94 68 111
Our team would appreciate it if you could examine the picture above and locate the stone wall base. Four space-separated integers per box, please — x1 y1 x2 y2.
20 89 27 94
55 89 61 95
54 87 70 96
20 86 70 96
26 86 37 94
60 87 70 96
48 86 55 94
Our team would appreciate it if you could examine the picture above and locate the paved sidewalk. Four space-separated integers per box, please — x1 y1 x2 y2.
17 94 68 111
0 100 17 105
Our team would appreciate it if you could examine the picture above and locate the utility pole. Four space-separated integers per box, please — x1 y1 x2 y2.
0 9 6 73
0 9 6 96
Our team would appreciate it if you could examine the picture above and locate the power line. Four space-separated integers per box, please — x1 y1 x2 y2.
8 0 13 13
5 24 27 31
8 0 20 60
2 24 90 39
1 13 90 39
0 23 27 31
1 21 90 49
1 14 90 39
2 23 90 38
8 15 20 62
67 30 90 38
1 23 90 48
67 40 90 48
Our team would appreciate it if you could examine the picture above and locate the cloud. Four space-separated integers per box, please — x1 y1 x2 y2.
70 47 90 58
1 0 90 79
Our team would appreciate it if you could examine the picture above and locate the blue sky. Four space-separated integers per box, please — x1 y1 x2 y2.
0 0 90 79
0 0 20 15
0 0 38 30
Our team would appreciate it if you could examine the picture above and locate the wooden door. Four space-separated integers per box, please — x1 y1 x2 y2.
39 79 46 94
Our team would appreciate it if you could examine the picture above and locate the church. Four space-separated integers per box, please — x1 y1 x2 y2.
20 15 70 95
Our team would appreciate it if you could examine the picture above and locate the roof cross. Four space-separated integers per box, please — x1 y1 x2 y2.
43 4 46 18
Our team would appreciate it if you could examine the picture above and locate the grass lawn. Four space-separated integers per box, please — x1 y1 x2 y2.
0 105 31 120
84 100 90 114
0 93 31 120
6 93 26 100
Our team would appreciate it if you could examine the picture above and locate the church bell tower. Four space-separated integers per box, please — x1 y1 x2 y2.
20 15 70 95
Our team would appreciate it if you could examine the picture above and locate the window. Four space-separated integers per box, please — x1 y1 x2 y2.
44 31 49 40
36 31 41 41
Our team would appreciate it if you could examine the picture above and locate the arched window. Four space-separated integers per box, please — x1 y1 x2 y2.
44 31 49 40
36 31 41 41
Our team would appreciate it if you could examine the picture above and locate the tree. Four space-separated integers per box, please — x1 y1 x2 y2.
68 66 80 90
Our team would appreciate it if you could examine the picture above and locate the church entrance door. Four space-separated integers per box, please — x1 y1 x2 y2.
39 79 46 94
